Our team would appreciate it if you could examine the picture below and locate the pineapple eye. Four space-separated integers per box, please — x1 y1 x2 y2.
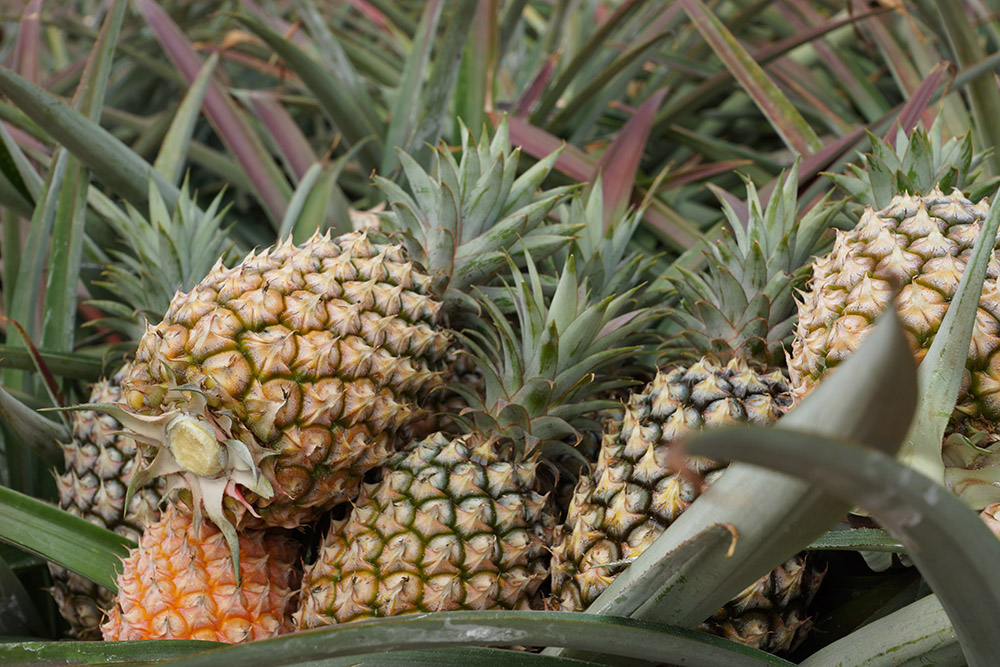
166 416 223 476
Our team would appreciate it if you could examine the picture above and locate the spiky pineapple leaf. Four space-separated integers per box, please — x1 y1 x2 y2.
0 486 132 591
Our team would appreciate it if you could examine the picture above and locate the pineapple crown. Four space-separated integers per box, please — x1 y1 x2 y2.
664 162 839 366
374 117 578 311
88 178 235 343
827 115 1000 211
452 252 655 457
549 174 660 303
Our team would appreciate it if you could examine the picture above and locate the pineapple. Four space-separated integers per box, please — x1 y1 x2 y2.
550 165 836 653
296 256 651 626
103 120 574 543
49 181 233 638
789 121 1000 427
102 503 301 642
49 372 161 640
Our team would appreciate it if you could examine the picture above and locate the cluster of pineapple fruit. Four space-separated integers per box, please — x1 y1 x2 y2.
50 117 1000 654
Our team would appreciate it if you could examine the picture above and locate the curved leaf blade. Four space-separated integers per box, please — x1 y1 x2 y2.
801 594 962 667
157 611 792 667
0 485 132 591
0 67 180 213
687 430 1000 663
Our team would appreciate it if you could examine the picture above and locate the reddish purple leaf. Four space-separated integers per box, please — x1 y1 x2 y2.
346 0 390 30
1 316 64 406
595 88 667 229
516 53 559 118
203 45 301 82
5 122 51 156
499 113 596 182
641 198 703 250
42 60 86 92
139 0 289 224
247 91 317 181
663 159 752 189
12 0 41 84
889 61 952 145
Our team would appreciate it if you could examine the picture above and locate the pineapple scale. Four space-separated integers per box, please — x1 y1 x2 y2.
124 230 454 528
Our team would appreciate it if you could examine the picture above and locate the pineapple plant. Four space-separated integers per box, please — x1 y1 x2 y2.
296 255 652 626
101 503 301 642
550 165 838 653
48 182 235 638
789 121 1000 425
90 121 573 558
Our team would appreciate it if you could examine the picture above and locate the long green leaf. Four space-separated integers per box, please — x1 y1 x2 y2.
0 67 180 213
408 0 480 165
933 2 1000 176
0 346 104 381
689 432 1000 664
381 0 444 174
156 611 791 667
0 486 132 591
155 53 218 185
0 640 218 666
0 385 65 466
802 595 962 667
454 1 496 134
529 0 647 125
41 0 128 356
680 0 823 155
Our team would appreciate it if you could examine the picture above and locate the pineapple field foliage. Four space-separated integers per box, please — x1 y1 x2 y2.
1 0 1000 664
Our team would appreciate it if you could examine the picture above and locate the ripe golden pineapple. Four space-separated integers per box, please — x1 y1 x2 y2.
102 503 301 642
49 371 162 639
551 166 836 653
105 120 572 542
49 182 232 638
789 124 1000 424
296 256 651 627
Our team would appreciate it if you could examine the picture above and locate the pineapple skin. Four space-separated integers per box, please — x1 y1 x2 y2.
551 357 824 654
123 230 453 528
102 503 301 642
49 372 162 640
296 432 553 627
790 190 1000 423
